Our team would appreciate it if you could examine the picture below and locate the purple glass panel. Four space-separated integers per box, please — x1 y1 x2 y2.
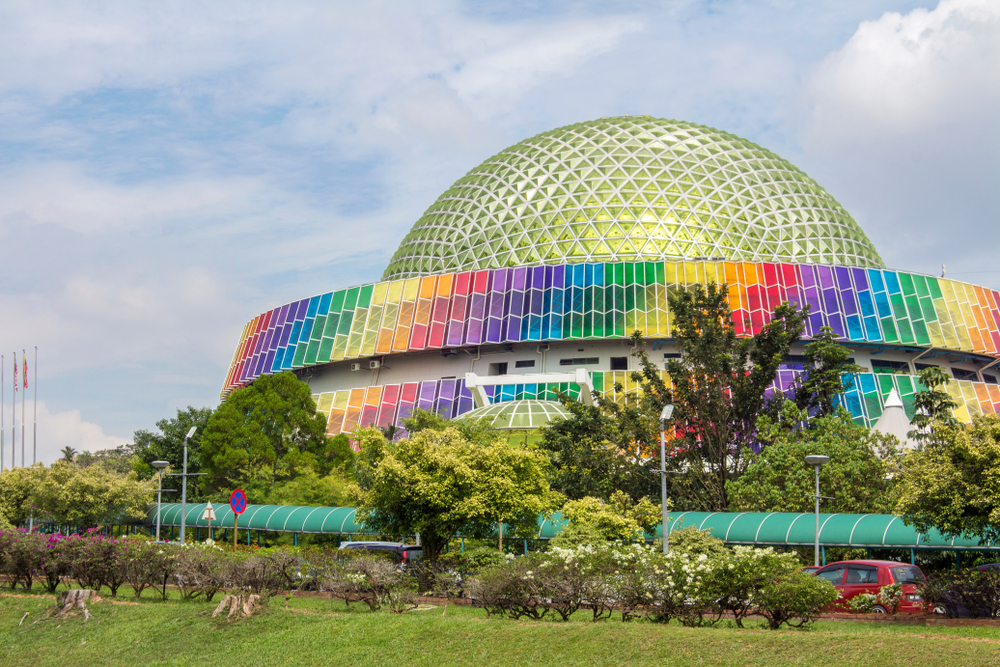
486 318 502 342
466 293 487 344
512 266 527 291
456 382 475 417
851 267 870 292
436 379 458 418
417 381 438 412
835 267 859 317
817 265 836 290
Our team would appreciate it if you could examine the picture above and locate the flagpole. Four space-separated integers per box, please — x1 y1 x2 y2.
12 351 16 469
33 346 37 466
21 349 26 468
1 354 4 473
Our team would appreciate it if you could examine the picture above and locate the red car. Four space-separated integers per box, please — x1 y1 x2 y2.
812 560 927 613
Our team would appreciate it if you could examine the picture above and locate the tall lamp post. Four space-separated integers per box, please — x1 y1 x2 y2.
152 460 169 541
660 404 675 555
177 426 198 544
805 454 831 567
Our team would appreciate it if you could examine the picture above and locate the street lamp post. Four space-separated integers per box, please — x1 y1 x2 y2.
805 454 831 567
151 460 169 541
660 404 675 555
179 426 197 544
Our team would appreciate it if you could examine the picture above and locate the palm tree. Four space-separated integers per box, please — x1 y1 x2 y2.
379 424 400 442
60 446 77 462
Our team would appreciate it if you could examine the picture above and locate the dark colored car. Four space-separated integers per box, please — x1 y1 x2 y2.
813 560 927 613
338 541 423 564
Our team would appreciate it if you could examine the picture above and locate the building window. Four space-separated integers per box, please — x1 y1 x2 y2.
915 363 939 372
983 374 998 385
560 357 599 366
663 353 681 359
489 362 508 376
871 360 911 375
514 359 535 369
953 368 978 381
610 357 628 371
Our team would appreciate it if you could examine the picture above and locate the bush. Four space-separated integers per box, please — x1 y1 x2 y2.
756 572 838 629
174 543 229 602
323 554 412 612
921 569 1000 618
713 546 800 627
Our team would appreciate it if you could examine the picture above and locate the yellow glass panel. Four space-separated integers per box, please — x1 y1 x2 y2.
947 381 970 423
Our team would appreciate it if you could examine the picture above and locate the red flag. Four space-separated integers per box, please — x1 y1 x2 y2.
23 356 27 389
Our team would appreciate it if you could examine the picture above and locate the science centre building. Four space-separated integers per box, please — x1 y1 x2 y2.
221 117 1000 436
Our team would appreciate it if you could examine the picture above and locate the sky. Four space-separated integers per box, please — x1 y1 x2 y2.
0 0 997 464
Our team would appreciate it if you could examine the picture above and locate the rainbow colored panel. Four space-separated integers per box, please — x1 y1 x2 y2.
224 260 1000 394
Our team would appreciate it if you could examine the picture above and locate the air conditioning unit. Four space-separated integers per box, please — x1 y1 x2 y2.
350 362 362 372
368 360 381 370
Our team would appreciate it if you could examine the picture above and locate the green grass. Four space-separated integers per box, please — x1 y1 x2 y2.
3 587 1000 667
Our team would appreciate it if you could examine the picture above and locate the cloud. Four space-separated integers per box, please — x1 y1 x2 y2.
800 0 1000 280
807 0 1000 143
1 400 129 467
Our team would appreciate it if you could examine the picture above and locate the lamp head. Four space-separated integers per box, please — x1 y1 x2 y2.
185 426 197 440
805 455 831 467
151 460 169 470
660 404 675 421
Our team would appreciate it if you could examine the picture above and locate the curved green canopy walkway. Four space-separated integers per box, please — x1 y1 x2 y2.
146 504 1000 551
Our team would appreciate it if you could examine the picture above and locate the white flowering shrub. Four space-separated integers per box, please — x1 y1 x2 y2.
712 546 800 627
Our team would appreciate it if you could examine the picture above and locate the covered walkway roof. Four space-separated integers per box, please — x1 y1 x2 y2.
145 504 1000 551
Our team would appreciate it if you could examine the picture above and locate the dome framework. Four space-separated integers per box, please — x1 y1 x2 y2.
384 117 884 280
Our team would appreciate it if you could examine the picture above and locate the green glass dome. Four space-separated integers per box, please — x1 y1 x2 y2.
383 116 884 280
459 399 572 430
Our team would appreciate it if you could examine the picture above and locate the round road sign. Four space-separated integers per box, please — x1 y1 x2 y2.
230 488 247 515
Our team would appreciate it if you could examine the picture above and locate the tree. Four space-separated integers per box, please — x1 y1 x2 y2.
726 403 900 514
661 284 806 511
350 426 556 564
895 415 1000 542
793 326 862 417
538 398 660 504
75 446 135 475
29 462 155 527
200 372 329 499
132 406 213 484
908 366 960 446
0 465 47 527
553 491 660 544
60 447 77 463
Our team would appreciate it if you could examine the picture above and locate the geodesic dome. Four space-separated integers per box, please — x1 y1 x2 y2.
383 116 884 280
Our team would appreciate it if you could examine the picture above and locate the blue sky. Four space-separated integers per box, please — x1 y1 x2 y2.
0 0 996 462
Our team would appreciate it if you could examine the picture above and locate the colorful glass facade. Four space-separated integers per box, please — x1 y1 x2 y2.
222 259 1000 435
383 117 883 280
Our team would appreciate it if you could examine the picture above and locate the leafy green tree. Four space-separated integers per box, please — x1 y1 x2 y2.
896 415 1000 542
553 491 660 544
726 403 900 514
660 284 806 511
0 465 47 526
29 462 155 527
131 406 213 483
666 525 729 559
60 446 77 463
538 398 660 504
793 326 862 417
908 366 960 446
200 372 328 498
75 446 136 475
350 426 556 563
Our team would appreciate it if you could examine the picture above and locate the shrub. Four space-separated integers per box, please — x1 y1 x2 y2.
877 583 904 614
846 592 878 613
122 540 177 598
653 550 723 627
0 529 42 589
323 554 410 612
174 543 230 602
921 569 1000 618
711 547 801 627
756 572 838 629
466 557 548 620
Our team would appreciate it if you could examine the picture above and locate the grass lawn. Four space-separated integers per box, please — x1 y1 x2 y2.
3 586 1000 667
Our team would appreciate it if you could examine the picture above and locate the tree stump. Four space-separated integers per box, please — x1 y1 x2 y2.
55 590 101 621
211 594 262 618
